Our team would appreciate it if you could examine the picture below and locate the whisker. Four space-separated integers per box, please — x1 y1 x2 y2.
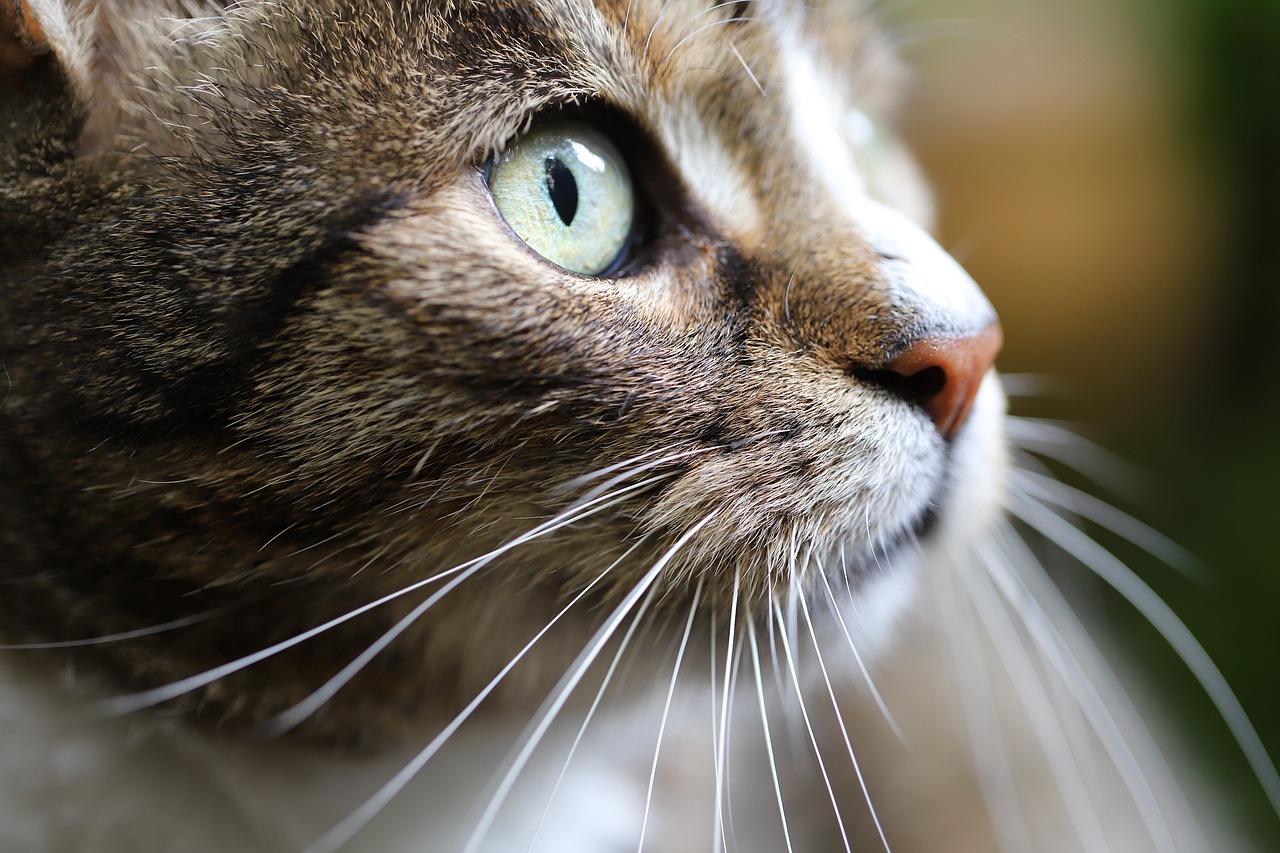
459 512 722 853
1008 467 1202 581
707 610 719 852
637 579 704 852
723 628 748 852
766 547 788 702
746 614 795 853
265 537 647 738
934 553 1034 853
996 372 1077 399
565 447 712 512
1008 494 1280 817
309 520 691 853
772 600 853 853
796 587 891 853
983 529 1190 852
660 16 755 68
815 559 904 741
1005 416 1143 497
526 565 661 852
98 476 664 719
641 0 677 61
642 0 743 62
782 540 802 708
712 570 741 853
957 551 1112 852
727 40 766 97
554 445 680 494
0 605 238 650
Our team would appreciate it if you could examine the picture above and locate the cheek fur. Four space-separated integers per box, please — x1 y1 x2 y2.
0 3 1241 852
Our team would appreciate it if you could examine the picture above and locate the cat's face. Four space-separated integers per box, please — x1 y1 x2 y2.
1 0 1003 741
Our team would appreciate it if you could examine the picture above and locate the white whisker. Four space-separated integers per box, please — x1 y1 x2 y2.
728 40 766 97
814 560 904 741
746 614 794 853
527 566 661 852
935 555 1033 853
0 606 237 650
99 476 664 719
459 512 721 853
555 445 680 494
1005 416 1143 497
707 611 719 853
1010 467 1201 579
641 0 677 61
1008 493 1280 817
712 570 741 853
996 372 1075 398
957 551 1112 853
981 531 1187 852
642 0 741 62
660 16 755 67
766 544 788 703
308 524 679 853
796 588 891 853
565 447 711 511
637 580 703 852
267 537 646 737
772 601 853 853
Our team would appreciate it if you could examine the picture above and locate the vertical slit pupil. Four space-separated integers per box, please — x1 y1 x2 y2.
544 158 578 226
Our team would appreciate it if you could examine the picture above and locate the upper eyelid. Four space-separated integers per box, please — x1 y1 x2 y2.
471 94 602 168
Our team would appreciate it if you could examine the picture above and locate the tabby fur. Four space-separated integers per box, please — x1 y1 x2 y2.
0 1 1255 851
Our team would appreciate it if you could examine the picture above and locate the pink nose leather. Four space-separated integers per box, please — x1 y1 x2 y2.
885 322 1003 439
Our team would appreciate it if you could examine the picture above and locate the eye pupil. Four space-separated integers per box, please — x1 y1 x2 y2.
544 158 579 227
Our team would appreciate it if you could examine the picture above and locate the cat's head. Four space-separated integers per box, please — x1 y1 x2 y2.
1 0 1004 741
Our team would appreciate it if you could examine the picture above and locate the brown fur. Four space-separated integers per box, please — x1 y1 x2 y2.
1 0 986 743
3 4 1257 853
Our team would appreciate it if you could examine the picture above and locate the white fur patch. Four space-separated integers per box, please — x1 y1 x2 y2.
658 98 764 235
849 197 995 328
780 36 869 202
779 28 994 331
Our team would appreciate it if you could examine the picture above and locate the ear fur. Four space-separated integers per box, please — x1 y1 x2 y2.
2 0 50 63
0 0 102 177
1 0 95 91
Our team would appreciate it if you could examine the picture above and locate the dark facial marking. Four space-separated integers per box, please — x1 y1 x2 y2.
723 1 753 25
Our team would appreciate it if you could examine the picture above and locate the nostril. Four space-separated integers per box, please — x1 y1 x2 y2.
855 322 1003 439
851 364 947 406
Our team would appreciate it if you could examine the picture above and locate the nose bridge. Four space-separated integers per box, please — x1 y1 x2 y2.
756 194 1002 438
773 196 997 365
848 197 996 336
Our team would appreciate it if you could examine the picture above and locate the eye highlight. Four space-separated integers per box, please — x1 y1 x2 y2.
487 119 635 277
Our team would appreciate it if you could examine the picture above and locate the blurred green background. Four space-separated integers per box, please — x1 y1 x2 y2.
895 0 1280 842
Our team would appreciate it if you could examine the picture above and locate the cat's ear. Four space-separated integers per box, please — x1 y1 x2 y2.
1 0 120 164
1 0 97 93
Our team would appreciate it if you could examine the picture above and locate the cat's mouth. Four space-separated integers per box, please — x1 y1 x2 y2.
831 378 1007 590
823 494 941 594
819 419 990 591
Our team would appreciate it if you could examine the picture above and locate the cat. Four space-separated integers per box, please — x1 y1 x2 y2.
0 0 1271 850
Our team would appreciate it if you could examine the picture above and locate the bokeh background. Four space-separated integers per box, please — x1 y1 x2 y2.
892 0 1280 842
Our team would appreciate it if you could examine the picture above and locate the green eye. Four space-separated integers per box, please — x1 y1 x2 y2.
488 119 635 277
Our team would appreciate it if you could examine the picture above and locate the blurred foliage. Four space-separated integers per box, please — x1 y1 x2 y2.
1062 0 1280 840
897 0 1280 842
1151 0 1280 392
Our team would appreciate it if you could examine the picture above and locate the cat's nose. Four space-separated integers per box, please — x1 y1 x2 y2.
873 323 1003 439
